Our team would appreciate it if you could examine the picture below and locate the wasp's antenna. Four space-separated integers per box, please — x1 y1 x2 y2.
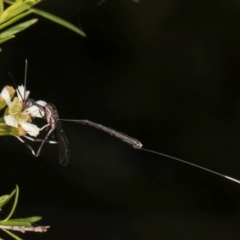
8 72 17 89
8 60 29 103
23 59 28 102
8 72 24 101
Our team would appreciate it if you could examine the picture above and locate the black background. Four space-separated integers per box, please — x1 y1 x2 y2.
1 0 240 239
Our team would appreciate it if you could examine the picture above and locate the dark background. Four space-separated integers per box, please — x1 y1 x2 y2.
1 0 240 239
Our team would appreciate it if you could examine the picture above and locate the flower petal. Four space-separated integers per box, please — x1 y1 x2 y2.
25 100 47 118
20 122 40 137
17 85 30 101
1 87 11 107
36 100 47 107
4 115 18 128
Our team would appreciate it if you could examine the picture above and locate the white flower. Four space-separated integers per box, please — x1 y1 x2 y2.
17 85 30 101
1 85 45 137
4 114 40 137
4 84 46 119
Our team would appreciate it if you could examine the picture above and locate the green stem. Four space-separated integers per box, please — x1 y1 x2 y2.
1 229 22 240
2 185 19 222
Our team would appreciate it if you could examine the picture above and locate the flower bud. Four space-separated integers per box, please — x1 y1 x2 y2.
9 125 27 137
0 86 15 110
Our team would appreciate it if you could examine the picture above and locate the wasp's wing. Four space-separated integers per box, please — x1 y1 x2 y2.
56 120 70 166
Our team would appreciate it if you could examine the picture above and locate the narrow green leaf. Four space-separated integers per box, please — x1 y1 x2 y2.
0 18 38 39
32 7 86 37
1 229 22 240
0 195 9 204
5 216 42 224
3 0 16 4
3 0 23 3
1 1 26 22
1 0 40 23
2 185 19 222
0 0 4 16
0 34 15 44
0 9 34 30
0 188 16 208
0 220 31 226
20 216 42 223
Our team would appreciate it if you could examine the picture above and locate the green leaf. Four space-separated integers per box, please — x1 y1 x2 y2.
0 0 4 16
5 216 42 225
0 186 45 240
0 195 9 204
32 7 86 37
1 0 40 23
0 188 16 208
1 229 22 240
0 18 38 39
2 185 19 222
0 9 34 30
2 0 15 4
18 216 42 223
0 34 15 44
0 220 31 226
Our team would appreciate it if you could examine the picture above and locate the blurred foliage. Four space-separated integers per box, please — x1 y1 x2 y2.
0 186 47 240
0 0 86 52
